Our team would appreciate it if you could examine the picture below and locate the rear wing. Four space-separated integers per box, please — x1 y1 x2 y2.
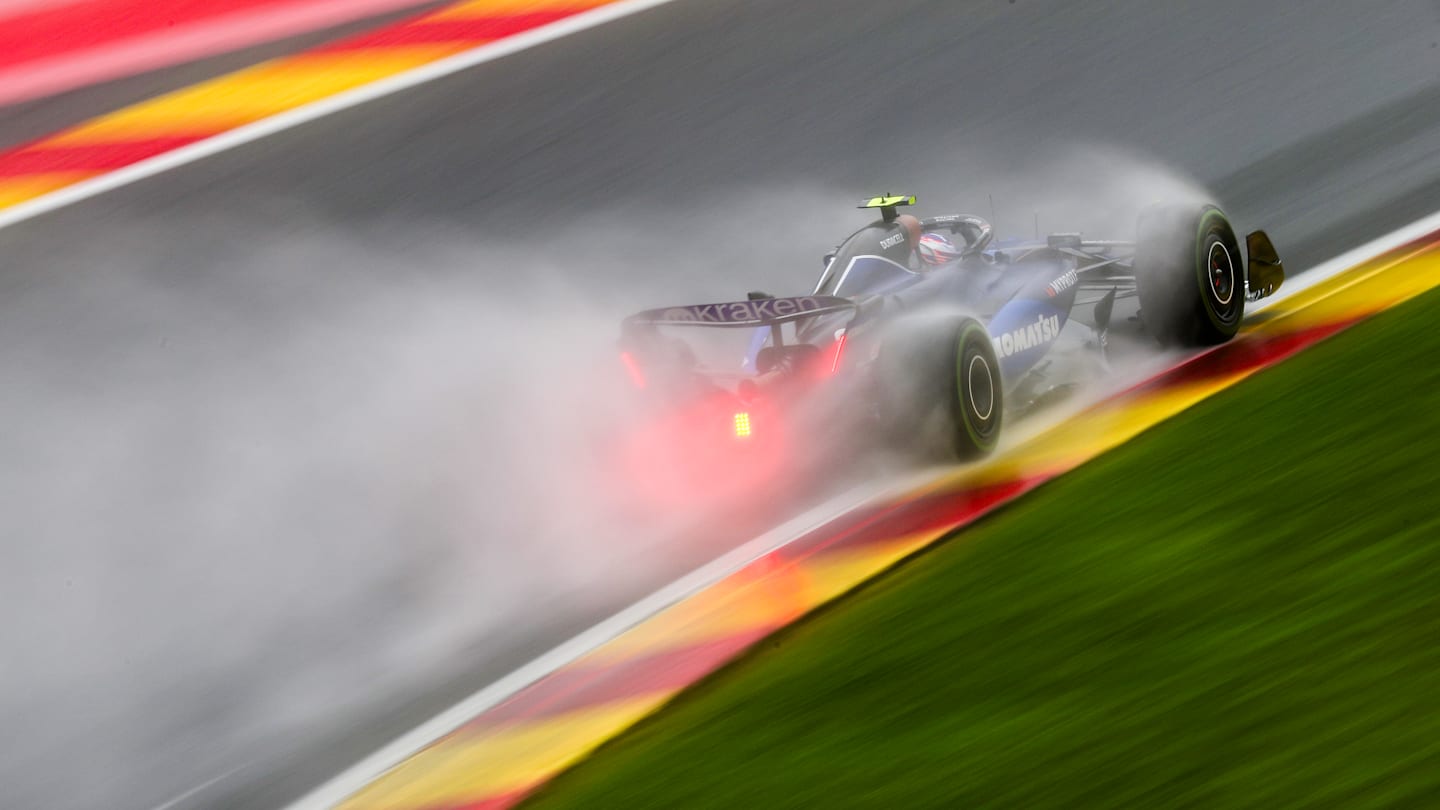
624 295 857 329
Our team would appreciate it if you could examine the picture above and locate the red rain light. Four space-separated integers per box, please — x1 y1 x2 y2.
733 411 752 438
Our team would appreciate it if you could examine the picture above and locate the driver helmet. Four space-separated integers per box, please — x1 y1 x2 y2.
917 232 963 266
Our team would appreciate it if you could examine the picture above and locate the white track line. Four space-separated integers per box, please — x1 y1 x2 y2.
149 763 250 810
0 0 685 233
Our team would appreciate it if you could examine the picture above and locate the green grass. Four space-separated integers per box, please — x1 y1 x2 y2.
524 287 1440 810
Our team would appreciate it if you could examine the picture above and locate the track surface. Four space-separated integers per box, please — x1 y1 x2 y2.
1 2 1437 809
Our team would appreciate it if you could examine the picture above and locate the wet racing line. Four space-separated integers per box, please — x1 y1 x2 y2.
291 214 1440 810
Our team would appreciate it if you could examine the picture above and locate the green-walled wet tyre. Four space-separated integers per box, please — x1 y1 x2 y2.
1136 204 1245 346
878 315 1002 461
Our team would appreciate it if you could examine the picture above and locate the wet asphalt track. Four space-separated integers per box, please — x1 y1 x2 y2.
2 1 1438 808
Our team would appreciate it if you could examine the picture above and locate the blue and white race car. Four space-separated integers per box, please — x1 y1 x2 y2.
618 194 1284 462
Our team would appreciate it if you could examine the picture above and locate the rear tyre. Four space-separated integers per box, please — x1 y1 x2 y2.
1135 204 1244 346
878 315 1002 461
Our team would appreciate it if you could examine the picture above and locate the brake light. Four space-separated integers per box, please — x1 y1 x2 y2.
733 411 752 438
620 351 646 389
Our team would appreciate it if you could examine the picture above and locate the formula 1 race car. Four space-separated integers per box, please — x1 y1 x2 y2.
617 195 1284 469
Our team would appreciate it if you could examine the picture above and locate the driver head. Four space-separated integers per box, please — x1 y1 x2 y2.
918 232 962 266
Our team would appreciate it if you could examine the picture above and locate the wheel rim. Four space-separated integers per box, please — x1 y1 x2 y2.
1208 240 1236 307
967 352 995 424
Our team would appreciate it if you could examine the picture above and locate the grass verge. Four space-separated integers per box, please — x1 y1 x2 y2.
525 287 1440 809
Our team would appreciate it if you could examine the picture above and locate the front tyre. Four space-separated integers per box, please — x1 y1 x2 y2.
1135 204 1245 346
